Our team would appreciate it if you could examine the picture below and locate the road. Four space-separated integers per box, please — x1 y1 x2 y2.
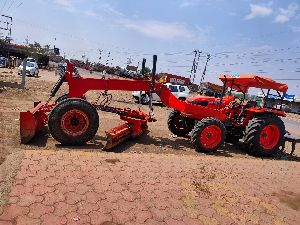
283 118 300 137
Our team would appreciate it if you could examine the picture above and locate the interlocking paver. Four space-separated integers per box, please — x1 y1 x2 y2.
0 204 29 221
53 202 77 217
0 221 13 225
18 193 43 207
40 214 67 225
65 212 90 225
0 150 299 225
15 215 40 225
28 203 54 219
89 211 112 225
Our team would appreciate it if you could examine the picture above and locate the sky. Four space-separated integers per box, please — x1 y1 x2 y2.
1 0 300 95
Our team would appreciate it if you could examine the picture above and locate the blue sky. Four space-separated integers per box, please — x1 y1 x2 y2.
1 0 300 95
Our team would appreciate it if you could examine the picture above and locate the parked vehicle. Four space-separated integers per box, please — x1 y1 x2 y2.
132 83 190 104
55 63 67 76
27 57 37 63
0 57 8 68
18 61 39 76
275 104 292 113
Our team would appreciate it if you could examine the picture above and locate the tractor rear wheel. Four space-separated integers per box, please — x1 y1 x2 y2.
55 93 85 104
167 110 194 137
55 93 68 103
48 98 99 145
243 114 285 156
191 118 226 153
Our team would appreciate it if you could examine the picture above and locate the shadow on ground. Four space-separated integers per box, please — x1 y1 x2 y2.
25 128 300 162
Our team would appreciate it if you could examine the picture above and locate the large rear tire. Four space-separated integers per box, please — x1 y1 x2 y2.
243 114 285 156
191 118 226 153
167 110 194 137
55 93 68 103
48 98 99 145
55 93 86 104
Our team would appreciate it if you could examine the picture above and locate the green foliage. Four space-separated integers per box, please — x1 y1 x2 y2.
138 66 151 74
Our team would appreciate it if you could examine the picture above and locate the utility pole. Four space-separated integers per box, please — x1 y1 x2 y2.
106 51 110 66
98 49 103 63
25 35 29 45
126 56 132 65
189 50 201 84
199 54 211 93
0 14 12 42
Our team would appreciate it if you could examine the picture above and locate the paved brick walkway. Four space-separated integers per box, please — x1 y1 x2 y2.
0 150 299 225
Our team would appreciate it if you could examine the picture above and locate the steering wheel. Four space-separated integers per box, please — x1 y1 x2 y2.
235 96 244 104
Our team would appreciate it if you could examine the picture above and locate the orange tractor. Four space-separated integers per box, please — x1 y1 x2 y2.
20 55 288 156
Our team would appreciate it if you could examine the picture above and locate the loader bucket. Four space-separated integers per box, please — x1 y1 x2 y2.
20 102 48 144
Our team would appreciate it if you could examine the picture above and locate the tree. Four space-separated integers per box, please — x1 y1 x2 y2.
138 66 151 74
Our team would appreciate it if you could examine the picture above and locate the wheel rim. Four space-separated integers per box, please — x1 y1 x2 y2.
259 124 280 150
61 110 89 136
200 125 222 148
173 115 190 132
142 95 149 104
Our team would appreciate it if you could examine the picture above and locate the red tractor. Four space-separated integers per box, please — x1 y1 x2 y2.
168 75 288 156
20 55 288 156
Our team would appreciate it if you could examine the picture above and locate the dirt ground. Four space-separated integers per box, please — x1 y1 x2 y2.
286 112 300 122
0 68 300 224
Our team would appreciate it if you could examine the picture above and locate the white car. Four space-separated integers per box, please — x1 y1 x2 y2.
0 57 8 68
18 61 39 77
132 83 190 104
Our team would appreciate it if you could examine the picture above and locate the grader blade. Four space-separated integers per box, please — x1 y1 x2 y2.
20 111 39 144
104 123 133 150
104 116 149 150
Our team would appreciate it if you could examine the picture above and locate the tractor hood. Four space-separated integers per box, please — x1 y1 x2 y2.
219 74 288 94
187 95 235 107
187 95 216 102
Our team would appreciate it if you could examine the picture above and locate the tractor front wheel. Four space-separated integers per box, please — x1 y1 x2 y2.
167 110 194 137
191 118 226 153
243 114 285 156
49 98 99 145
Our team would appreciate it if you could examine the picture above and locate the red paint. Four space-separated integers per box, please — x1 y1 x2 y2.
60 109 89 136
259 125 280 150
200 125 222 148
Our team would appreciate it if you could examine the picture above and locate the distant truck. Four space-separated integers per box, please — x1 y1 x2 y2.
158 73 190 86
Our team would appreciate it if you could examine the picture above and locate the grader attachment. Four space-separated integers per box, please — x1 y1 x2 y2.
20 102 51 144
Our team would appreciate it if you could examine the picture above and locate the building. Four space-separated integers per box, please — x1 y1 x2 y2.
199 82 223 97
157 73 190 86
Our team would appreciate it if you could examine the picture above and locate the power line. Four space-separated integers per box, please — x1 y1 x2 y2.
0 0 8 15
4 0 15 14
